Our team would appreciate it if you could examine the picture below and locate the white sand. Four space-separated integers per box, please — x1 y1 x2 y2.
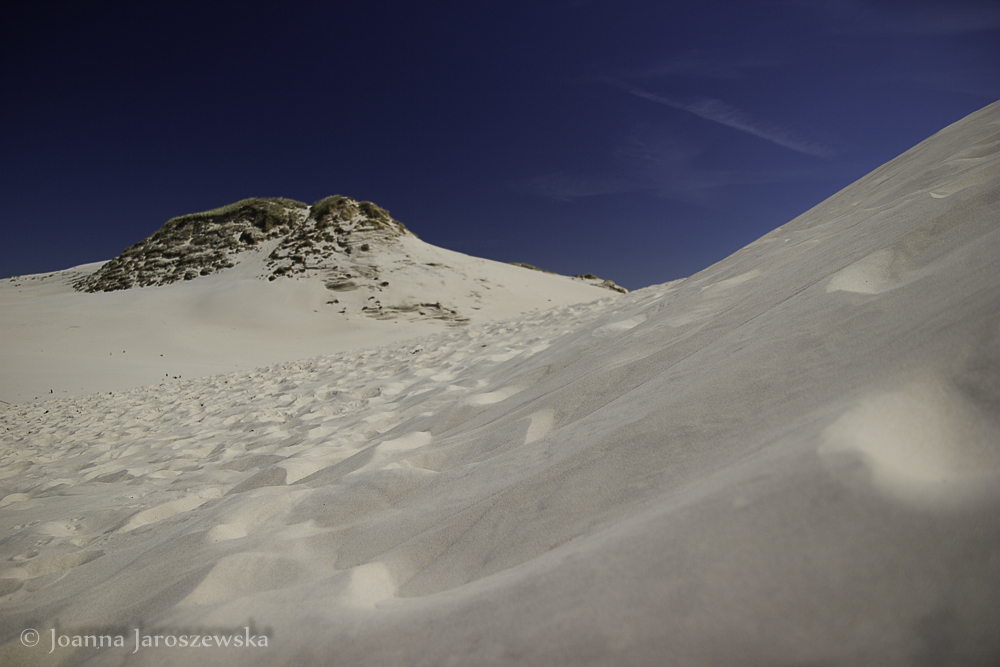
1 234 612 405
1 101 999 666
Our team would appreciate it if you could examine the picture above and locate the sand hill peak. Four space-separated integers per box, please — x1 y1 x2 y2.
74 196 409 292
72 195 627 296
4 195 622 400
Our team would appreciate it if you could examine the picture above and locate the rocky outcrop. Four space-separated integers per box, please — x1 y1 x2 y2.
572 273 629 294
265 196 408 281
74 196 409 292
509 263 629 293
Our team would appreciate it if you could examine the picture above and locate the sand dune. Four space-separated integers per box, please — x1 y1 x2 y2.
1 222 615 404
1 101 998 666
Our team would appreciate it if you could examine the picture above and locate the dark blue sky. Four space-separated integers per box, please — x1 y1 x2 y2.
3 1 998 289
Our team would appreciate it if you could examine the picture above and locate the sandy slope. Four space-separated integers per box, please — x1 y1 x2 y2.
1 101 999 666
0 233 612 404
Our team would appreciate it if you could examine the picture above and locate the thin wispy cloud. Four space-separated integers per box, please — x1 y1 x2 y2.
617 84 837 159
510 172 641 201
513 129 826 205
618 131 828 204
512 161 812 205
634 51 779 80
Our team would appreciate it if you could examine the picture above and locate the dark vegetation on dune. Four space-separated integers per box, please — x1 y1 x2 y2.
74 194 625 295
74 196 408 292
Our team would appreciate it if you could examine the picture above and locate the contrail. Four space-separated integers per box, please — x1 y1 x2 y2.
620 84 837 159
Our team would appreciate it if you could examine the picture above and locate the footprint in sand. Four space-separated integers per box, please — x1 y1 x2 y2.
345 562 397 608
343 431 435 476
465 385 522 405
0 493 31 508
35 517 85 537
377 431 433 452
592 313 647 338
826 206 961 297
826 249 898 295
119 489 224 532
178 551 312 605
206 523 248 541
1 550 104 583
699 269 760 295
524 409 555 444
820 376 1000 507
